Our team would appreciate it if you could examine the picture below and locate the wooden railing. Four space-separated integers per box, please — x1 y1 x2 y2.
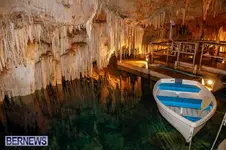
147 41 226 75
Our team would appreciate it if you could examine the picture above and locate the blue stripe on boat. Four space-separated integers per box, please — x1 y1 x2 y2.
184 116 202 122
157 96 212 111
158 83 201 93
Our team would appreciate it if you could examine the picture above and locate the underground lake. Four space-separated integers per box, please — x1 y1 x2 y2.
0 68 225 150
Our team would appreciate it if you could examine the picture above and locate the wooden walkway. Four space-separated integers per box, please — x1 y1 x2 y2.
117 60 202 82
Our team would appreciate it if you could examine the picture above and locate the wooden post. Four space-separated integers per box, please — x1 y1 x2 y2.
169 0 174 41
151 44 154 63
199 21 205 40
199 44 205 70
120 44 122 62
193 42 199 67
166 43 170 64
175 42 181 69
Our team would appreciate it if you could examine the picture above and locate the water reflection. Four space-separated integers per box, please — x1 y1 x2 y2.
0 69 225 150
0 70 143 134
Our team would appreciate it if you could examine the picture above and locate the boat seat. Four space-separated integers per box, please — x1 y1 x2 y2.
183 116 202 122
158 83 201 93
157 95 212 111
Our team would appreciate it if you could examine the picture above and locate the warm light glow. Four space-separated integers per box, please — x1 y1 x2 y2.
145 55 149 62
207 80 213 85
201 78 205 85
205 86 212 91
188 55 193 59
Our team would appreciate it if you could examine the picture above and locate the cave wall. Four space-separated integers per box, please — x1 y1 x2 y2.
0 24 93 99
0 1 145 100
0 0 100 99
142 0 226 43
1 0 226 99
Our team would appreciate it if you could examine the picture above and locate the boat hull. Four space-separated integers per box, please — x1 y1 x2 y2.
153 78 217 142
156 101 207 142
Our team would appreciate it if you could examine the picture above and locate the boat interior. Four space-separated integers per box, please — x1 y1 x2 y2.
156 82 213 122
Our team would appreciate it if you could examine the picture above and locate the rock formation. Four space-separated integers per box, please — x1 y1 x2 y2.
0 0 144 99
0 0 226 99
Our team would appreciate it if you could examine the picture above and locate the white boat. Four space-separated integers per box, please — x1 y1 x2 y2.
153 78 217 143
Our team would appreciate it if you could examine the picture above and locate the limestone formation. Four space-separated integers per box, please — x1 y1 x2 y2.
0 0 225 100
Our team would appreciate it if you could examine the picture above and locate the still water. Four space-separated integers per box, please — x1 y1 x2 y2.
0 68 225 150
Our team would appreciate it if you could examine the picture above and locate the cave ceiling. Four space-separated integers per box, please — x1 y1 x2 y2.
103 0 226 26
0 0 225 26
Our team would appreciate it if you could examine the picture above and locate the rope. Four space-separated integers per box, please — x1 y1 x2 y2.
211 112 226 150
189 128 194 150
189 136 192 150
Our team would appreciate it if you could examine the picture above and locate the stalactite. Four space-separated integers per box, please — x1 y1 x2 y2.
154 17 157 30
213 0 218 18
120 19 123 61
134 26 144 54
86 0 98 40
202 0 212 21
182 8 186 25
149 9 166 30
185 0 189 20
0 22 88 98
1 41 5 69
0 1 146 99
128 25 131 55
157 15 160 30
